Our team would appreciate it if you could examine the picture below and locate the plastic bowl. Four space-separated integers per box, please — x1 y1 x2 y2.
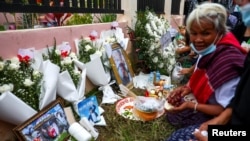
133 107 158 121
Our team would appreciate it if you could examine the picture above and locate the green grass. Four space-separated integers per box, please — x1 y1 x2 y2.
91 87 176 141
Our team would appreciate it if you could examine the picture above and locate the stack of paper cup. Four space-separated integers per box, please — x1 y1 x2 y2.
68 122 92 141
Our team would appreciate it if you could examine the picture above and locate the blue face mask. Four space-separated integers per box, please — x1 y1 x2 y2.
240 3 250 27
190 43 216 56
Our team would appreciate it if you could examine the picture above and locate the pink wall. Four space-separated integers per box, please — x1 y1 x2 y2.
0 22 129 59
0 22 129 92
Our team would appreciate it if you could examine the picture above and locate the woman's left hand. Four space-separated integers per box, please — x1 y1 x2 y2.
167 101 191 113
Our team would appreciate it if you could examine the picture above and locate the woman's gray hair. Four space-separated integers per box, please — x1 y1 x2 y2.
186 2 229 34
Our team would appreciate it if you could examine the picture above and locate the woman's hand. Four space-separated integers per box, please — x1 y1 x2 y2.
179 68 192 75
179 65 195 75
191 129 208 141
189 108 232 141
168 85 191 98
189 117 224 141
175 46 191 54
168 101 193 113
167 87 183 106
199 108 232 131
166 86 192 112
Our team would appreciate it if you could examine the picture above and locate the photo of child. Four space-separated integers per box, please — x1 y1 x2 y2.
112 49 132 85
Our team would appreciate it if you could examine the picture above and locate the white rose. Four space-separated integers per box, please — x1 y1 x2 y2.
74 69 81 75
0 85 6 93
169 58 176 66
162 51 169 59
153 56 158 63
69 52 77 60
55 49 61 55
149 45 155 51
95 51 102 57
24 79 34 86
0 84 14 93
0 61 4 71
9 63 20 70
158 63 164 68
9 84 14 91
33 70 41 77
84 37 91 42
153 31 161 38
109 37 116 43
148 52 154 56
150 21 157 31
85 45 92 52
10 57 20 64
62 57 72 65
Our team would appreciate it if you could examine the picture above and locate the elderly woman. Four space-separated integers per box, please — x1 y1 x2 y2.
165 2 247 141
190 0 250 140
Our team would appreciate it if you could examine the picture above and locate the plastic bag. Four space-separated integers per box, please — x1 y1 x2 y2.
134 96 163 113
171 62 184 83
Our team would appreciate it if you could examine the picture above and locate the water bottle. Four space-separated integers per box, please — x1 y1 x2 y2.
156 71 161 82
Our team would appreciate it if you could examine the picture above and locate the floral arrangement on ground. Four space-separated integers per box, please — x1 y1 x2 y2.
133 10 177 75
0 55 43 110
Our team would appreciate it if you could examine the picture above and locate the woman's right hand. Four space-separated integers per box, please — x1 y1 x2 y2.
179 68 192 75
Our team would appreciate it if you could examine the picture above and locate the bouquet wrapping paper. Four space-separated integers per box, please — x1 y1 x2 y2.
0 91 37 125
0 49 59 125
57 65 86 115
39 60 60 109
33 50 60 109
74 56 121 104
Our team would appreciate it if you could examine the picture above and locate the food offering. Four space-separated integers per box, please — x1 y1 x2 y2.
116 97 138 120
133 96 165 121
164 93 197 110
145 71 174 99
116 97 165 121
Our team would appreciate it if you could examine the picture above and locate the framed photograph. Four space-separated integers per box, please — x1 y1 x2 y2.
13 99 71 141
109 43 134 87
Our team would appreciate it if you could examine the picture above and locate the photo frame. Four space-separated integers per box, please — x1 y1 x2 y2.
13 98 71 141
109 43 135 87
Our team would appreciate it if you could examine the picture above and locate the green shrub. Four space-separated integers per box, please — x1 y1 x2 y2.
66 13 93 25
95 13 117 23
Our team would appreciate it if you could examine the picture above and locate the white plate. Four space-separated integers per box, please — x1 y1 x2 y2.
164 101 174 110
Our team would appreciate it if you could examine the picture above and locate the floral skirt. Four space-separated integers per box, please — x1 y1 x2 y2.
166 109 212 128
166 123 200 141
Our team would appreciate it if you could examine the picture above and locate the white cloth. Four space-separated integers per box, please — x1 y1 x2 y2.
208 77 240 108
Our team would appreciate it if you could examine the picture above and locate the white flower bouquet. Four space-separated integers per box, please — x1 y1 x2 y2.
134 10 177 75
42 40 86 108
0 48 60 125
100 21 129 51
75 30 121 104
